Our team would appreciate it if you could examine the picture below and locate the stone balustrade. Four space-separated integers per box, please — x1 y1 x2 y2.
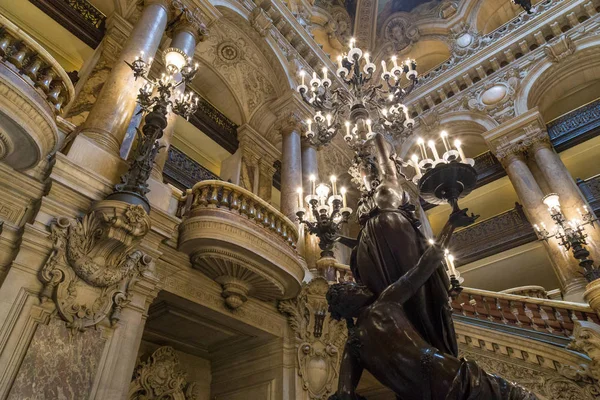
0 13 74 170
178 180 304 309
0 14 74 114
452 287 600 338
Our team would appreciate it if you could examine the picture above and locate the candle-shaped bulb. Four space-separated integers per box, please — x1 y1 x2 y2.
306 119 312 130
440 130 450 152
345 121 351 135
428 238 435 245
350 37 355 49
337 55 343 69
381 60 388 73
309 174 316 196
148 57 153 64
312 71 317 80
365 53 370 64
391 55 398 67
297 187 303 208
340 187 347 207
366 119 372 132
454 139 467 162
322 67 328 79
330 175 337 195
326 114 332 126
382 108 388 117
428 140 441 161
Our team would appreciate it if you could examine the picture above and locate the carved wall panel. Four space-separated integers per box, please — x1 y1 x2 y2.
279 278 347 399
129 346 197 400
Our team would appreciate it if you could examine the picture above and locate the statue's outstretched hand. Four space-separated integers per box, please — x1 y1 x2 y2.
449 208 479 229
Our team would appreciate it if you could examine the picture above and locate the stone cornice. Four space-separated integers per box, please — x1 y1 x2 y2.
405 0 596 116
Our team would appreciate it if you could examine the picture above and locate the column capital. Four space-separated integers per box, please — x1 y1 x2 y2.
494 141 527 167
168 1 209 42
276 110 307 136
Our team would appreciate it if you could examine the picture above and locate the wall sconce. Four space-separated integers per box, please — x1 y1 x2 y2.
534 193 600 282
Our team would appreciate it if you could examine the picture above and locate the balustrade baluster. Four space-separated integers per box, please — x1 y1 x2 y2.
508 300 523 326
239 196 249 216
495 297 509 324
220 187 232 208
522 303 539 330
231 191 240 210
248 200 257 220
207 185 219 207
196 186 210 207
481 296 495 322
535 304 553 333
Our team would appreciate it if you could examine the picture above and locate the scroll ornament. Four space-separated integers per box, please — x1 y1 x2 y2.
40 200 152 331
279 278 347 399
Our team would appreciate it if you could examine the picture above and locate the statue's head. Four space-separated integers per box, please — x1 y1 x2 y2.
327 282 375 320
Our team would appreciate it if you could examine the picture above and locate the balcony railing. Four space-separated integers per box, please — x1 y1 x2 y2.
178 181 304 308
548 99 600 151
452 287 600 340
0 13 75 169
577 173 600 217
163 146 219 192
449 203 537 266
29 0 106 48
188 90 239 154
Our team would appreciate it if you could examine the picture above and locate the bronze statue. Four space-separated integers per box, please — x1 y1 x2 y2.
339 134 458 356
327 217 538 400
330 133 537 398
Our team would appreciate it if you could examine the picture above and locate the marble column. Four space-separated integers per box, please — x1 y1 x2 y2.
301 139 320 271
499 150 587 299
147 18 206 211
280 116 304 223
530 136 600 261
67 0 170 179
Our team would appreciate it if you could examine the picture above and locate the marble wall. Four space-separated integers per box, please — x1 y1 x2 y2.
7 318 106 400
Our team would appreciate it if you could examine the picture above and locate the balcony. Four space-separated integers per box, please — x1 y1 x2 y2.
449 203 537 266
0 13 74 170
163 146 220 192
178 181 305 309
452 287 600 343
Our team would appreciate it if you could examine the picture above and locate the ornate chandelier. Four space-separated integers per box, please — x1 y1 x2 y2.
296 175 353 259
297 38 417 148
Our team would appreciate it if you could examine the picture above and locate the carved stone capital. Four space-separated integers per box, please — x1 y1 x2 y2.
279 277 347 399
169 0 209 42
277 111 307 136
39 200 153 331
128 346 197 399
569 320 600 381
494 141 527 167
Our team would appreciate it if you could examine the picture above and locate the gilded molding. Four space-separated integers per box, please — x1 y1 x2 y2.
279 278 347 399
40 200 154 330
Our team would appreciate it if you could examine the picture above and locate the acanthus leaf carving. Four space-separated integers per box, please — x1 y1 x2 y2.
40 200 153 331
569 320 600 381
279 277 347 399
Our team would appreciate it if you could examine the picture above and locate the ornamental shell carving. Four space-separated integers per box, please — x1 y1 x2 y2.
39 201 152 331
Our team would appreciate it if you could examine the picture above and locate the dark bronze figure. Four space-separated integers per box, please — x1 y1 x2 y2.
330 133 537 398
327 222 538 400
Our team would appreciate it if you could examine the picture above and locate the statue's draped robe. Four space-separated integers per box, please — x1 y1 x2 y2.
351 196 458 357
